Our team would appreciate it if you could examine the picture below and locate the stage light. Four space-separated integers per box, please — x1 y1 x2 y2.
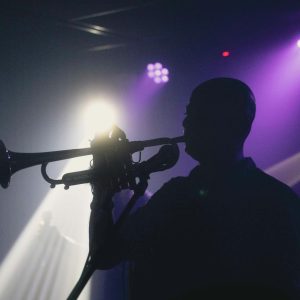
222 51 230 57
84 101 117 137
154 77 162 84
147 64 154 71
162 68 169 75
147 62 170 84
162 75 169 83
297 40 300 48
154 62 162 69
148 71 155 78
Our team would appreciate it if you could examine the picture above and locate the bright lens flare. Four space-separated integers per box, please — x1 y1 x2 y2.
84 101 117 137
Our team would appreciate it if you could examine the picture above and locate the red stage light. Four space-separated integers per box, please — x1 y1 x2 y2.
222 51 230 57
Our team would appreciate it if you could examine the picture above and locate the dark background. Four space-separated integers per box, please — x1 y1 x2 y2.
1 0 300 269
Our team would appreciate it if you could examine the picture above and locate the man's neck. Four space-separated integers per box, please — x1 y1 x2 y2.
199 150 245 181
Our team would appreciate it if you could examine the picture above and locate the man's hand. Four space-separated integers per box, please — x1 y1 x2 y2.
89 185 115 256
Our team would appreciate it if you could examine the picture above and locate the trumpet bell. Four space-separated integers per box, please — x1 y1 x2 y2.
0 140 11 188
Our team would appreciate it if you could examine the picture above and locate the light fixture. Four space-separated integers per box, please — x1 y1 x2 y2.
147 62 169 84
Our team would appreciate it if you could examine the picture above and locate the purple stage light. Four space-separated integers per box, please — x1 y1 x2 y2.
162 68 169 75
147 64 155 71
148 71 155 78
162 75 169 82
154 77 162 83
297 40 300 48
146 62 170 84
154 62 162 69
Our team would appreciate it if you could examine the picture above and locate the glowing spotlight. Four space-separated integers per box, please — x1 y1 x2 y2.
222 51 230 57
297 40 300 48
84 101 117 137
148 71 155 78
154 77 162 83
162 75 169 83
154 70 162 76
154 62 162 69
147 63 154 71
161 68 169 75
147 62 170 84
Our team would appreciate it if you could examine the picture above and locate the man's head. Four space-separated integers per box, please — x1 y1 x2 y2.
183 78 256 163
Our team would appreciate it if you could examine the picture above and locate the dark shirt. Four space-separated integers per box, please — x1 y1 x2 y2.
96 158 300 300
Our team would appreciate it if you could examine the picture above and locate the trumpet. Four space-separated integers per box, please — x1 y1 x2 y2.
0 135 184 189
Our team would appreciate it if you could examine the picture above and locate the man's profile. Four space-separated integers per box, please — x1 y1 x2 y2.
90 78 300 300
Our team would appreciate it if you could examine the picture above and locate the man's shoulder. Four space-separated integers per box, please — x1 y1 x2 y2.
249 166 299 202
166 176 189 186
155 176 190 195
